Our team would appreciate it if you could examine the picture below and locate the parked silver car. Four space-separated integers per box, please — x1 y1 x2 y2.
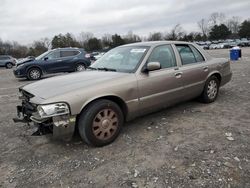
0 55 16 68
14 41 232 146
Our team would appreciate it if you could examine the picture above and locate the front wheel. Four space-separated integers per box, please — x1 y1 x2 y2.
75 64 86 72
78 99 124 147
6 63 13 69
27 68 42 80
200 76 219 103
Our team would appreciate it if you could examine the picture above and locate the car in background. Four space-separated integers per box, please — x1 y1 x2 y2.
209 44 219 49
0 55 16 69
13 48 91 80
240 38 250 47
92 52 105 60
14 41 232 146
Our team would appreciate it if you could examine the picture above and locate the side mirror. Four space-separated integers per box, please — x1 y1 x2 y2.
44 57 48 61
143 62 161 72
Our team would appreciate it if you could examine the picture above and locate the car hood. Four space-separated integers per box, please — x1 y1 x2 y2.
22 71 129 100
17 58 35 66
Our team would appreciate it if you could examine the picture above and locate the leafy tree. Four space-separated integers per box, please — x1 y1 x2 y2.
111 34 125 47
51 33 80 49
239 20 250 38
209 24 231 40
85 38 102 51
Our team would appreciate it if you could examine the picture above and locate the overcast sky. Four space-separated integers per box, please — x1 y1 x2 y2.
0 0 249 44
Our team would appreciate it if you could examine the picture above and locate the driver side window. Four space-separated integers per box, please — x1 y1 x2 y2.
148 45 177 69
46 51 60 60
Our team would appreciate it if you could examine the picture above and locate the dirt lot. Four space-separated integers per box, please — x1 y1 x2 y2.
0 48 250 188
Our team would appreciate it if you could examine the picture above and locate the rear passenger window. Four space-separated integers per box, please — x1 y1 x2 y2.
176 44 205 65
148 45 176 69
176 45 196 65
0 56 9 60
190 45 205 62
72 50 80 56
60 50 79 57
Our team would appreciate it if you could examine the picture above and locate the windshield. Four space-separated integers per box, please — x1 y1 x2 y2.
35 51 51 60
90 46 149 73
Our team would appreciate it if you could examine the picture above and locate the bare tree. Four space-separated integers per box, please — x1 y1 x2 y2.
78 32 94 47
197 18 210 37
210 12 225 26
41 37 51 49
165 24 184 40
227 16 241 34
123 31 141 43
148 32 163 41
101 33 112 48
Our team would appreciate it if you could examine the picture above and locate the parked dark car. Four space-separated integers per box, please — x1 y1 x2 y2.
13 48 91 80
0 55 16 69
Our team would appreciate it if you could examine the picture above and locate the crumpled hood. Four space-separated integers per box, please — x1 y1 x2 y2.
17 58 35 66
23 71 128 99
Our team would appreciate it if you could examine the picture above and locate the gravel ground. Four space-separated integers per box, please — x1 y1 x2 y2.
0 48 250 188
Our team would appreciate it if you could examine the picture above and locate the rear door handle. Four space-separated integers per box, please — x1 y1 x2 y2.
203 66 208 72
175 72 183 78
57 59 62 62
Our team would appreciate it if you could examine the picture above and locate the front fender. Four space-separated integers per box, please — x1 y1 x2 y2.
79 94 126 113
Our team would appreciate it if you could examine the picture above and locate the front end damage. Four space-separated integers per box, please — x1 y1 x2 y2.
13 89 76 140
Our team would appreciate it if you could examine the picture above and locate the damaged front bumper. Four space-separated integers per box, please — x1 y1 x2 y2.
13 102 76 141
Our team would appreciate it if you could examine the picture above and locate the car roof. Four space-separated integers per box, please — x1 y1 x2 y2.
122 41 192 47
0 55 11 57
53 47 84 51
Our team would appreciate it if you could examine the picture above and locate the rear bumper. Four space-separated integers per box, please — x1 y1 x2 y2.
221 72 232 86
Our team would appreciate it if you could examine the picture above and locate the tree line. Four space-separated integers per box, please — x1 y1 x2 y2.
0 12 250 58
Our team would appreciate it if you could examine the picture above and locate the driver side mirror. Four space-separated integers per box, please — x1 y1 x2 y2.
143 62 161 72
43 57 48 61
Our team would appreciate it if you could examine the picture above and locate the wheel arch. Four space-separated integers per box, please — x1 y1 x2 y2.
206 71 222 84
26 65 44 75
5 61 14 66
75 60 89 67
77 95 128 121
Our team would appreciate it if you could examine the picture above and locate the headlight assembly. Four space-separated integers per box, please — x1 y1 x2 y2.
37 103 70 118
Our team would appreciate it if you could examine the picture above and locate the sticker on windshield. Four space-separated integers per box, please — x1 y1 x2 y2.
130 49 146 53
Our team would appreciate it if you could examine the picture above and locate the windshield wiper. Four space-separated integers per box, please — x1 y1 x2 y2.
97 67 116 72
87 67 116 72
87 67 98 70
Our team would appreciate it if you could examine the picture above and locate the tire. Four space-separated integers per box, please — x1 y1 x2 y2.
27 67 42 80
78 99 124 147
200 76 220 103
75 63 86 72
5 63 13 69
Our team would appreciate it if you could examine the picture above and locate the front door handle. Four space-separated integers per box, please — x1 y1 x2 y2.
57 59 62 62
175 72 183 78
203 66 208 72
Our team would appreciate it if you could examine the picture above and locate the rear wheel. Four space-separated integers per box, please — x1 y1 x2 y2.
78 99 123 147
75 64 86 72
200 76 219 103
27 68 42 80
5 63 13 69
